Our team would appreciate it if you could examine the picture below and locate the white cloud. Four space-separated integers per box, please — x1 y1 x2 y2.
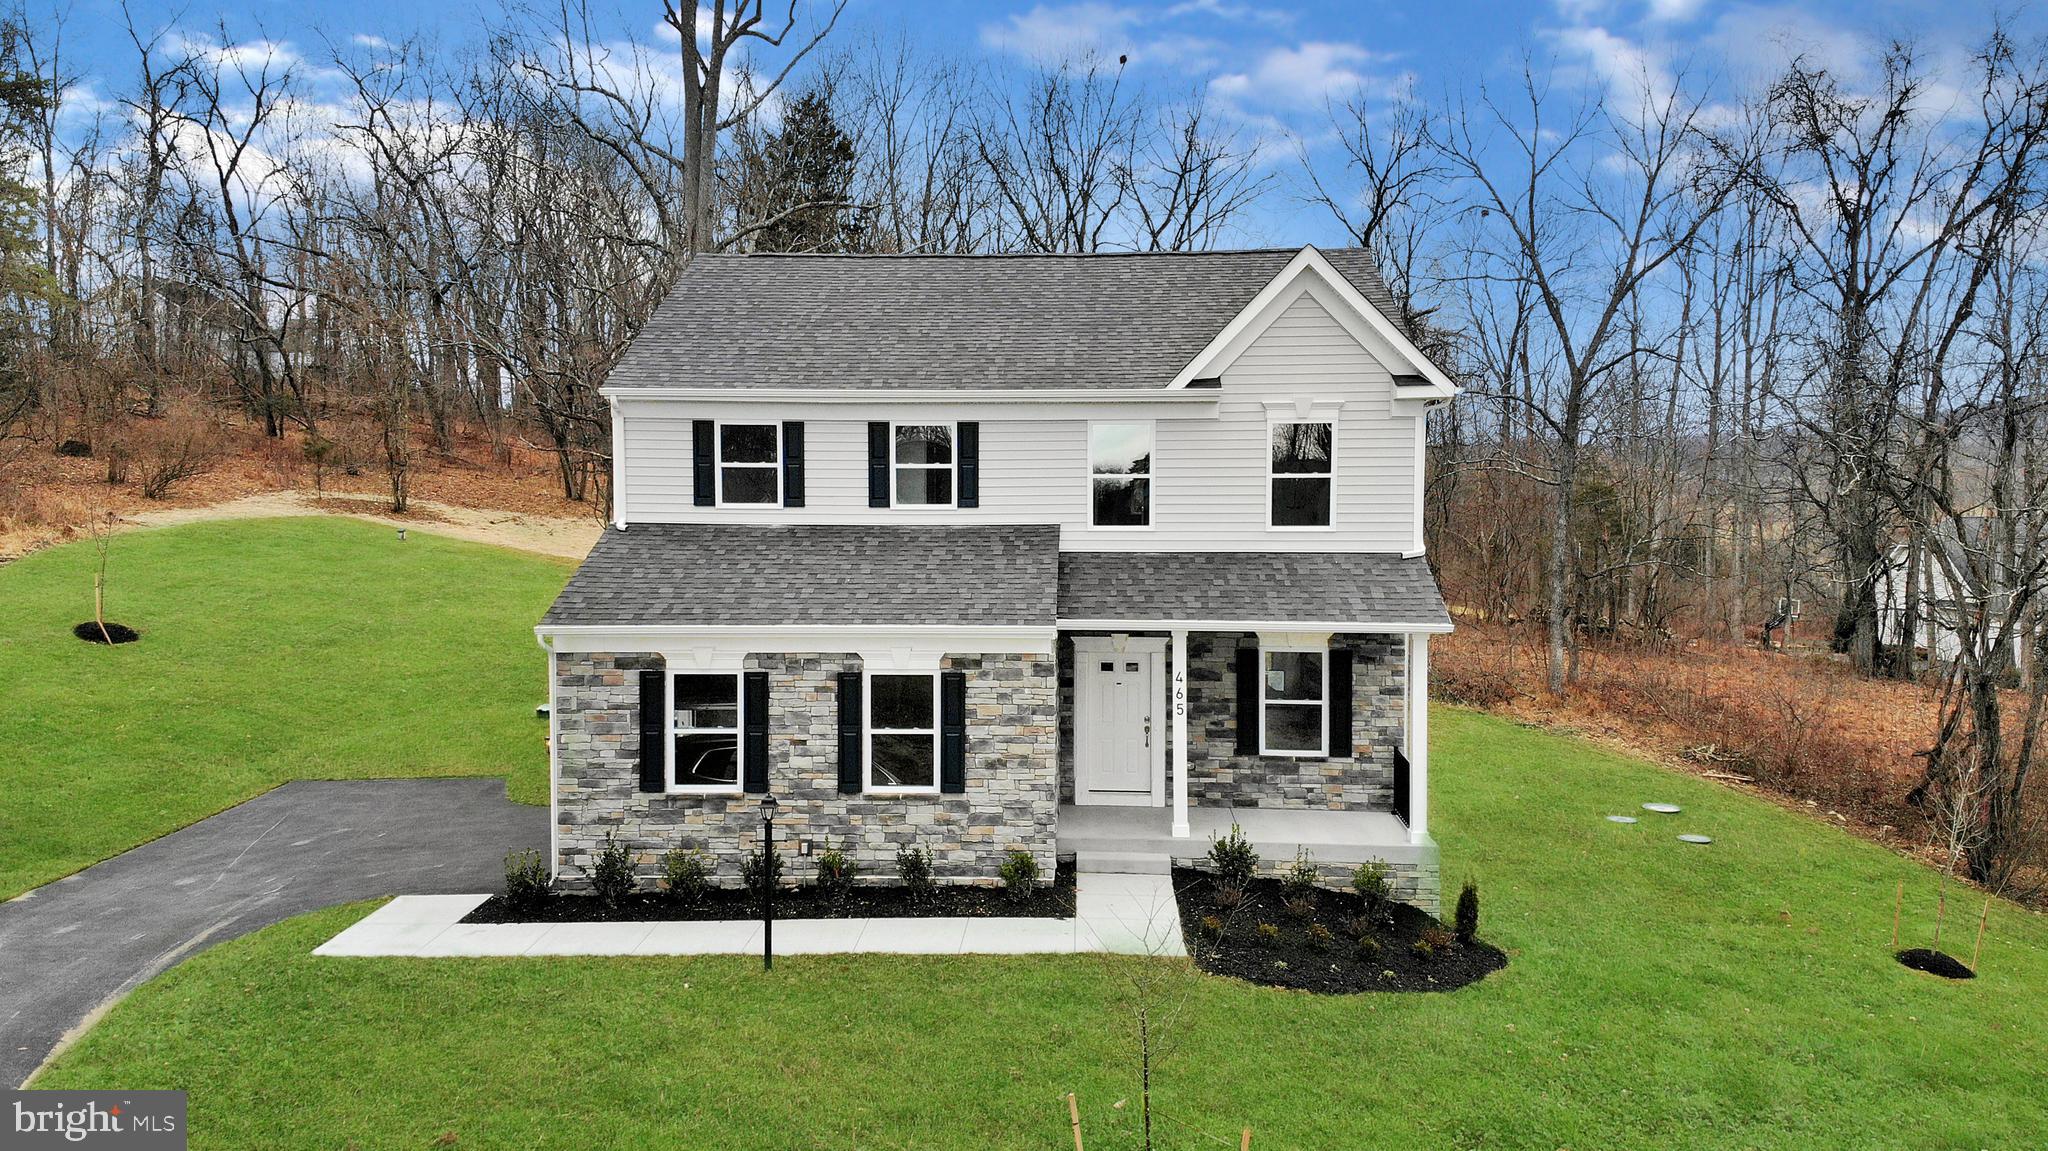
1211 41 1387 110
979 2 1147 61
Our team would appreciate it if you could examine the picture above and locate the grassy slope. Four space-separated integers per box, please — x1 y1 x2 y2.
37 709 2048 1150
0 518 567 899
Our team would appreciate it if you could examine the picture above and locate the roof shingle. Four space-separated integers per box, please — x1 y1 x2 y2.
1057 551 1450 630
605 247 1401 392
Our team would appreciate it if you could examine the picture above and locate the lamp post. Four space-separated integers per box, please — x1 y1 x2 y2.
759 794 778 971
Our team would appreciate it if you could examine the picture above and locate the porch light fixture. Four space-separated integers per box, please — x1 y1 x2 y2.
759 794 778 971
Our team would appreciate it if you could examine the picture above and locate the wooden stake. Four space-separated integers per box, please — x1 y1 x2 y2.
1891 881 1903 948
1971 898 1990 972
1067 1093 1083 1151
1935 883 1948 948
1242 1127 1253 1150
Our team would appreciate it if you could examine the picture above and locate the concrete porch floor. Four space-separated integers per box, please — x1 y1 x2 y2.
1056 803 1431 867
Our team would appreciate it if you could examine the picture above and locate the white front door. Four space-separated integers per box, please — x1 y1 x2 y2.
1074 645 1163 805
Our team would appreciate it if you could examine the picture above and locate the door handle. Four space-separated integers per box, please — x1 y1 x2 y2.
1144 715 1152 747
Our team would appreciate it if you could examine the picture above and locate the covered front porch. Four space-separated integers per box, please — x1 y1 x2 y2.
1056 802 1428 868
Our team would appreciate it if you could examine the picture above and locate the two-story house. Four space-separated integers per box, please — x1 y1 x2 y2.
536 245 1458 910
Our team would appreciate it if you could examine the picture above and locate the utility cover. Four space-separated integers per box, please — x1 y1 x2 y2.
1677 834 1712 844
1642 803 1682 814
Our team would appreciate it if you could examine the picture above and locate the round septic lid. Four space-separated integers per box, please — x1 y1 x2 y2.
1606 815 1638 824
1642 803 1682 814
1677 834 1712 844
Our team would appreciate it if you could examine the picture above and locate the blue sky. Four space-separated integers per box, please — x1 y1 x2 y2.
38 0 2035 244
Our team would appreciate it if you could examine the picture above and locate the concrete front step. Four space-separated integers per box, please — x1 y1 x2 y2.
1074 850 1172 875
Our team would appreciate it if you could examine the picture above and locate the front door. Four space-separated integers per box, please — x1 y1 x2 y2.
1074 646 1161 805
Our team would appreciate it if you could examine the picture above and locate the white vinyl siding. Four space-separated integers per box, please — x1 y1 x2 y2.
617 293 1417 551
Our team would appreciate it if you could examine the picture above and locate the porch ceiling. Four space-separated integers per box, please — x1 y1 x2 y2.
1057 803 1429 866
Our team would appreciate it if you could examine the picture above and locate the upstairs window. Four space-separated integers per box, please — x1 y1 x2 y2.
1262 648 1326 756
1270 422 1333 528
1090 423 1153 527
868 673 938 792
672 674 741 790
718 422 781 505
894 424 955 507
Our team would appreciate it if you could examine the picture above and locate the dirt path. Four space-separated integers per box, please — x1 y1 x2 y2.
117 490 602 560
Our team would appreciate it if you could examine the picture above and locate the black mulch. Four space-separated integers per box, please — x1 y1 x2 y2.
1895 947 1974 980
74 621 140 644
1172 867 1507 994
463 858 1076 923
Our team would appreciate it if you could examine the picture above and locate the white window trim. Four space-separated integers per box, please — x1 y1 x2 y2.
1086 419 1156 531
1266 418 1336 532
1259 643 1328 758
714 419 781 508
669 671 744 794
890 421 958 510
865 670 941 795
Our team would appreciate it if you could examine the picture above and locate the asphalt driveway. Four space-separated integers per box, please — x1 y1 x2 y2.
0 778 545 1087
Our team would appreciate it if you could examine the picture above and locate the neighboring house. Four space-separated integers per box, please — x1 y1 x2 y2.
535 246 1459 910
1876 525 2039 677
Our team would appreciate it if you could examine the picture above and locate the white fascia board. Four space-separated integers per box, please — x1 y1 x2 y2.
1168 245 1460 398
1057 617 1454 635
601 386 1224 405
535 623 1057 658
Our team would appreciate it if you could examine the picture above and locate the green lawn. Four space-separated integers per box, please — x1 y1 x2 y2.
36 709 2048 1149
0 517 568 899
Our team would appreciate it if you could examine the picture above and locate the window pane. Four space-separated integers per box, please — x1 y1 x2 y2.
894 425 953 464
675 675 739 728
1265 651 1324 701
895 466 953 505
720 424 778 464
871 674 934 729
1265 703 1323 752
1089 423 1152 475
1271 423 1332 474
872 734 936 788
674 733 739 786
1272 477 1331 526
1092 476 1150 527
722 466 778 504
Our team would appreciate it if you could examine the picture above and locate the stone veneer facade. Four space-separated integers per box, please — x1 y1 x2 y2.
1058 631 1405 810
553 650 1058 889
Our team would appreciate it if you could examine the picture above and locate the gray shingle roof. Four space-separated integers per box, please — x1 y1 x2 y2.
1058 552 1451 630
541 524 1061 628
606 247 1403 392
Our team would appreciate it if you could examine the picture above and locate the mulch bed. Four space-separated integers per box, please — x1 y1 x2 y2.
1895 947 1975 980
74 621 140 644
1172 868 1507 994
463 858 1077 924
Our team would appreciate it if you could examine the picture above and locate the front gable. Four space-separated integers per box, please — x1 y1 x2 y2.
1168 246 1459 399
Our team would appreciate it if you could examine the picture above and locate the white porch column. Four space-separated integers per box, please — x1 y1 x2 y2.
1171 628 1190 838
1405 633 1430 842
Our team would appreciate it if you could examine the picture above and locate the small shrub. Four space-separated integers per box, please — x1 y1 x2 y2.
504 850 552 912
1412 938 1435 961
133 402 226 499
660 848 709 906
1343 914 1375 941
1305 922 1335 951
1454 880 1480 945
1355 935 1383 963
589 832 636 909
1280 849 1319 915
1254 922 1281 948
742 843 784 904
999 849 1040 900
896 844 936 900
1198 914 1226 942
815 848 860 902
1208 824 1260 888
1420 923 1455 951
1352 859 1393 923
1212 882 1245 911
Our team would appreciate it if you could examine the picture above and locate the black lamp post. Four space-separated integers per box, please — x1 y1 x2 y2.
759 794 778 971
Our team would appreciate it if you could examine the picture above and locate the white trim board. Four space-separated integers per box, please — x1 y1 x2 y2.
536 624 1057 664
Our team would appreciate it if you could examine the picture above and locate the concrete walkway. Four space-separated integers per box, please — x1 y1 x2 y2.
315 870 1188 959
0 779 545 1088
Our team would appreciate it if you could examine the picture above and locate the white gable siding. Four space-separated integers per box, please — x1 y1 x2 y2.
617 292 1419 553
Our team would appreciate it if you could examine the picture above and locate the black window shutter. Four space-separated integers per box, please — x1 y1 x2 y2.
1327 648 1354 758
692 420 715 507
939 670 967 794
1234 643 1261 756
742 670 770 793
867 422 891 507
782 421 805 507
638 669 666 793
957 422 980 508
837 672 863 794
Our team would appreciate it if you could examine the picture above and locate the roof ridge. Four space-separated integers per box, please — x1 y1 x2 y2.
695 246 1355 260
